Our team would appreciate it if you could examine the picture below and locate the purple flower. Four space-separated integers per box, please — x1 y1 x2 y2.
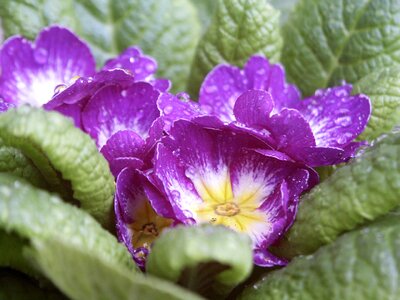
0 26 95 110
115 167 173 268
146 118 315 267
197 56 371 166
0 26 170 120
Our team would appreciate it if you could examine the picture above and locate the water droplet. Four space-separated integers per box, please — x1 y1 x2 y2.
163 105 173 115
334 88 348 97
185 167 196 178
121 90 127 97
53 84 67 96
205 85 218 94
201 104 213 113
334 116 352 127
171 190 180 200
185 182 194 191
145 63 155 72
177 92 190 102
222 84 230 91
256 68 266 75
129 57 135 63
34 47 48 64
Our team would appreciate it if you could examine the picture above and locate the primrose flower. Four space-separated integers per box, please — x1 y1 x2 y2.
115 167 173 268
197 56 371 166
0 26 95 110
147 118 315 266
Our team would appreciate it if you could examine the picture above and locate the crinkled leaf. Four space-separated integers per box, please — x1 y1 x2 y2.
147 225 253 299
187 0 282 97
283 0 400 96
0 175 202 300
0 139 47 189
274 131 400 258
354 67 400 141
0 106 115 228
240 213 400 299
0 0 201 92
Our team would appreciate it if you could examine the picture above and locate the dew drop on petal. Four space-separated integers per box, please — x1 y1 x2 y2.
121 90 127 97
163 105 173 115
171 190 180 201
334 116 352 127
145 63 155 72
129 57 135 63
205 85 218 94
34 47 48 64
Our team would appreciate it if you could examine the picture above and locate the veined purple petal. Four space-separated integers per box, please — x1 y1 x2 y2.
100 130 146 177
298 85 371 148
150 120 312 266
82 82 160 148
103 47 157 80
0 26 95 108
199 64 247 122
233 90 274 126
157 92 203 131
244 55 300 112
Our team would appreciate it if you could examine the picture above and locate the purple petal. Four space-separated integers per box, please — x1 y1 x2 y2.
157 92 203 131
233 90 274 126
82 82 160 148
253 248 287 267
244 55 300 112
199 65 247 122
103 46 158 81
268 109 316 152
100 130 146 177
298 85 371 148
0 26 95 108
45 69 135 109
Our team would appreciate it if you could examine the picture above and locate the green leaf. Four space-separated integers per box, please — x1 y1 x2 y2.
147 225 253 298
0 0 201 92
273 131 400 258
0 175 202 300
0 107 115 227
190 0 217 31
240 212 400 300
354 67 400 141
283 0 400 96
187 0 282 97
269 0 299 24
0 139 47 189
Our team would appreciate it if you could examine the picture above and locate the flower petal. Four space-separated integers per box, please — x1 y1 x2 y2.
233 90 274 126
0 26 95 107
100 130 146 177
199 65 247 122
103 46 157 81
298 85 371 148
244 55 300 112
82 82 160 148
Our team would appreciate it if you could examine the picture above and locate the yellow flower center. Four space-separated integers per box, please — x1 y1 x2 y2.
188 166 271 239
128 199 172 249
215 202 240 216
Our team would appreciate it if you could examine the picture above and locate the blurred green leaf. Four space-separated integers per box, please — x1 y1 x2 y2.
0 175 202 300
147 225 253 298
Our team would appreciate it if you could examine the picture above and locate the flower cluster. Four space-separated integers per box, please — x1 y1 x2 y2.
0 26 371 268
